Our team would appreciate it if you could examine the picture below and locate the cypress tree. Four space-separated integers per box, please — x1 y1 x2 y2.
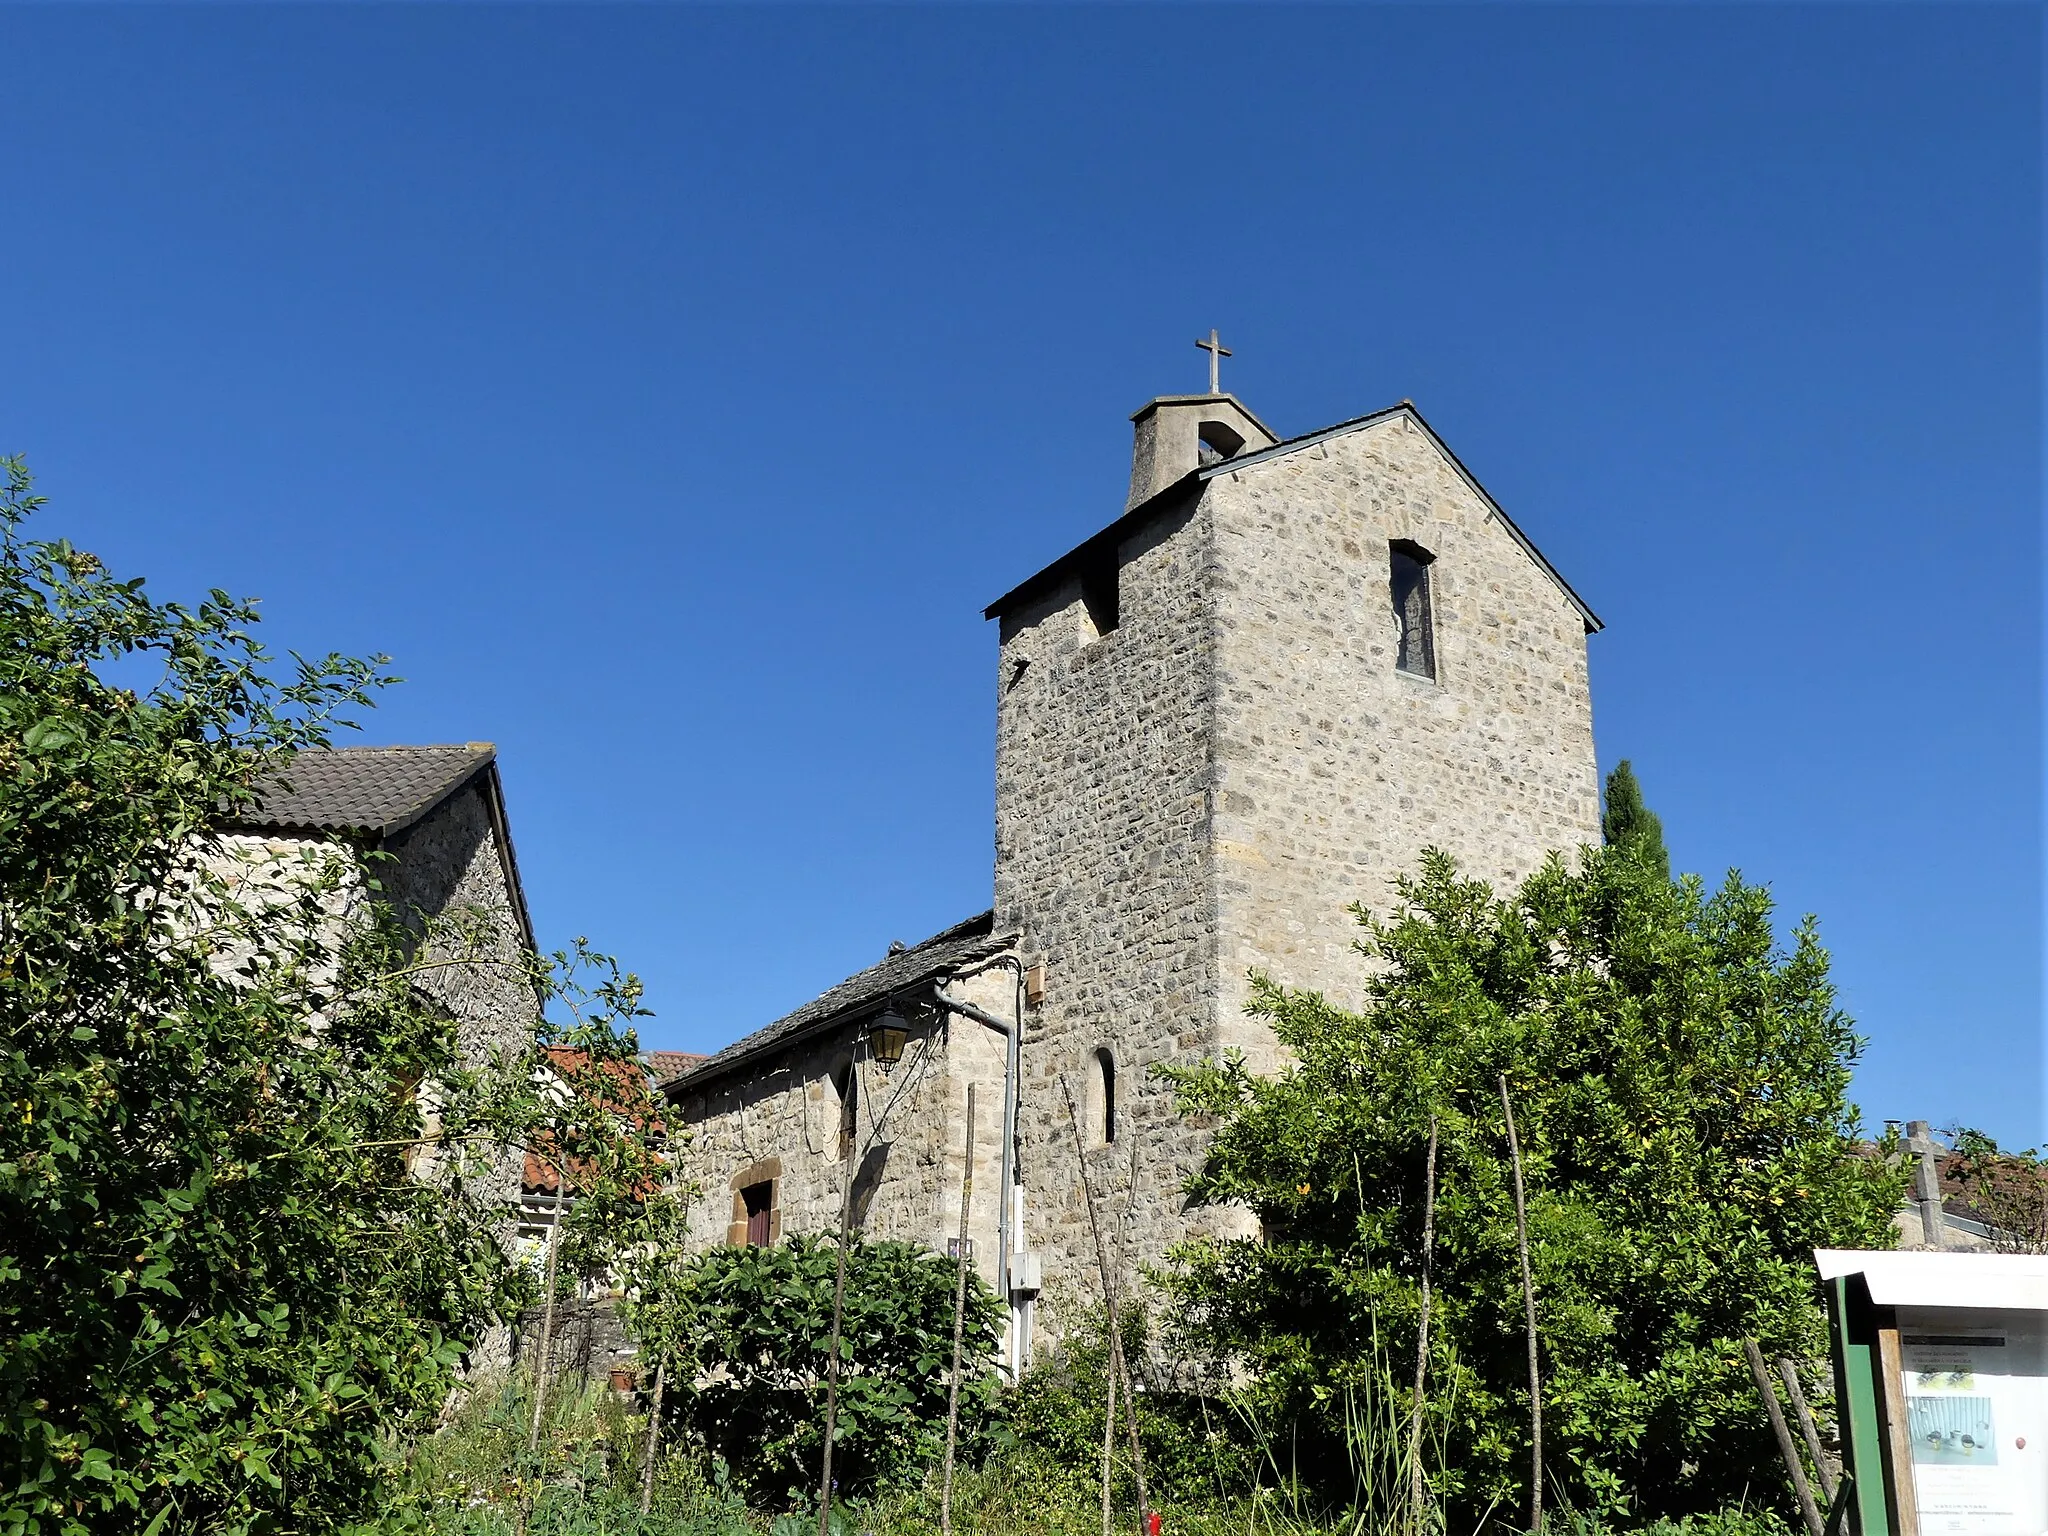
1602 758 1670 881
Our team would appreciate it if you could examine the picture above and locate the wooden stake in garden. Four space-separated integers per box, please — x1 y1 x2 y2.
1406 1115 1440 1536
817 1069 863 1536
1499 1075 1543 1534
941 1085 977 1536
1105 1139 1139 1536
640 1137 691 1517
1776 1355 1838 1503
639 1361 666 1516
1101 1363 1119 1536
527 1177 568 1453
1746 1338 1825 1536
1059 1075 1152 1536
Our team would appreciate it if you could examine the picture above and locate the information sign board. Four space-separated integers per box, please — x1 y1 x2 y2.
1817 1251 2048 1536
1898 1308 2046 1536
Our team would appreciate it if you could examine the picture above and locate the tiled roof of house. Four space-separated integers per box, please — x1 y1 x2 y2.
639 1050 709 1082
224 742 539 955
234 744 497 837
525 1045 669 1195
662 911 1014 1093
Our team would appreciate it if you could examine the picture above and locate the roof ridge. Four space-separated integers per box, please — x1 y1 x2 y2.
663 909 1015 1092
907 908 995 953
303 742 494 754
1197 401 1601 632
233 743 498 839
985 400 1600 634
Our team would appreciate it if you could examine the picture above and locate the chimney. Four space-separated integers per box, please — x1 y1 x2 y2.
1126 394 1277 511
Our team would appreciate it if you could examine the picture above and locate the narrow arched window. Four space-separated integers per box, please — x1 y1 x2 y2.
1390 541 1436 680
1096 1048 1117 1145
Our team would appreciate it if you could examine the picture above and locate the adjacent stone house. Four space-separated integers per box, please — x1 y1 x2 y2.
662 389 1605 1374
226 743 545 1361
228 741 541 1071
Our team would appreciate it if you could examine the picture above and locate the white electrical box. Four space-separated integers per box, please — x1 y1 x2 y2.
1008 1251 1042 1294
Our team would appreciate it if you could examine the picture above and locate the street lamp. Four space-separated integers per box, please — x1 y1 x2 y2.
869 1004 909 1068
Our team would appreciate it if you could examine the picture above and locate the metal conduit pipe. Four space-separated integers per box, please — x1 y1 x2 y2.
929 957 1025 1380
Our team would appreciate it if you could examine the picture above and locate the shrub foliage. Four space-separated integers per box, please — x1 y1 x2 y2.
0 460 657 1535
1163 844 1904 1526
1942 1130 2048 1253
649 1234 1004 1505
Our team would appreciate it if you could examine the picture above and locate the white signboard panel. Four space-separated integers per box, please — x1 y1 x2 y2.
1899 1307 2048 1536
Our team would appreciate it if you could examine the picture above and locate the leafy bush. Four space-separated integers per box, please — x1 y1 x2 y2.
999 1302 1250 1510
651 1233 1004 1506
0 459 657 1535
1163 844 1904 1527
1942 1129 2048 1252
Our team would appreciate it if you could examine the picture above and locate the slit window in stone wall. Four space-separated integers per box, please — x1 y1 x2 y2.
1081 554 1119 639
1390 541 1436 680
832 1061 856 1162
1096 1047 1117 1145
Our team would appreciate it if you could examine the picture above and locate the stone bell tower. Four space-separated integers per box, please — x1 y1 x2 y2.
1125 393 1278 508
982 378 1601 1323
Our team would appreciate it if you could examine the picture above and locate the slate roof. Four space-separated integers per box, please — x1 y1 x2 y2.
235 744 497 837
984 400 1601 633
661 911 1014 1094
225 742 539 955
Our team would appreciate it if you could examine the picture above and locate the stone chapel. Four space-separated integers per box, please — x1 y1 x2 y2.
662 383 1604 1376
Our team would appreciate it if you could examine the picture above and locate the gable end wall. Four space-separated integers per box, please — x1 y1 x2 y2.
1205 415 1600 1055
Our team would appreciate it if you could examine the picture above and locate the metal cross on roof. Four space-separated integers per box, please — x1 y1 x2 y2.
1195 328 1231 394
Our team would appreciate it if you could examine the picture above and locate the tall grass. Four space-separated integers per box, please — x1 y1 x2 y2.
1220 1323 1474 1536
392 1372 749 1535
383 1366 1792 1536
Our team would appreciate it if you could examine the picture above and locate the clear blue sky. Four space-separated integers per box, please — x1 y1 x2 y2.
4 6 2039 1144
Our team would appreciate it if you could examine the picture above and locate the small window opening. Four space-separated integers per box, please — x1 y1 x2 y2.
1096 1048 1117 1145
517 1187 569 1246
741 1180 774 1246
1080 556 1119 638
832 1061 856 1162
1197 419 1245 466
1390 541 1436 680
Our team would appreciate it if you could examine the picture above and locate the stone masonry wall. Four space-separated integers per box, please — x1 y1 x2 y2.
992 410 1600 1351
1205 415 1601 1058
382 783 540 1078
202 783 543 1371
992 492 1232 1338
672 959 1016 1301
384 785 541 1375
203 784 538 1082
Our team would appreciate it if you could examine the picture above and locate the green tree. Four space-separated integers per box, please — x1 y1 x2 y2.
1601 760 1670 882
1163 845 1902 1528
0 458 656 1535
1942 1130 2048 1253
642 1234 1006 1506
